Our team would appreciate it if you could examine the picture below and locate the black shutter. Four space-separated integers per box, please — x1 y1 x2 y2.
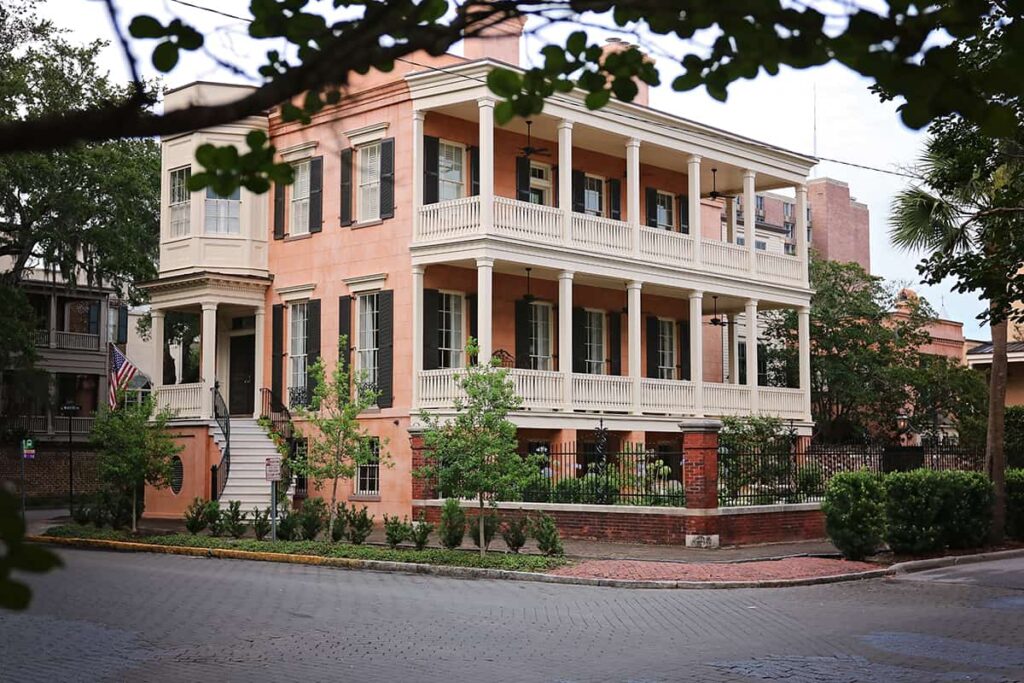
738 341 747 385
274 182 285 238
608 178 622 220
423 135 440 205
571 307 586 373
340 148 353 226
423 288 440 370
338 295 352 374
377 290 394 407
470 146 480 196
515 156 531 202
308 156 323 233
87 302 100 335
646 316 659 378
571 170 585 213
306 299 321 399
116 305 129 345
679 321 691 381
272 304 284 399
380 138 395 219
514 299 531 369
608 313 621 376
551 166 558 208
678 194 689 234
645 187 658 228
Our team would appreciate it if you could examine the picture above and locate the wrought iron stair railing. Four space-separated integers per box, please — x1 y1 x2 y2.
210 382 231 500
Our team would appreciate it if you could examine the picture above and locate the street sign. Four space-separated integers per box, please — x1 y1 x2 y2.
21 438 35 460
265 455 282 482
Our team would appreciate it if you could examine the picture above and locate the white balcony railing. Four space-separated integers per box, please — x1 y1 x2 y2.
759 387 807 420
55 331 100 351
156 382 203 418
34 329 50 347
416 198 805 286
704 384 753 416
508 368 564 410
52 416 95 434
571 374 634 412
639 377 696 414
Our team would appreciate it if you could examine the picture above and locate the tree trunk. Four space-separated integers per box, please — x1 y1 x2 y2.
330 476 339 541
987 318 1008 544
479 494 485 556
131 487 137 534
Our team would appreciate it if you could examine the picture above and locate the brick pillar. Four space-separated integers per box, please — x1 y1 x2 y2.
682 420 721 510
410 435 435 500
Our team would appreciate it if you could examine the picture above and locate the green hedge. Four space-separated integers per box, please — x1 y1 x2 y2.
821 471 886 561
1008 469 1024 540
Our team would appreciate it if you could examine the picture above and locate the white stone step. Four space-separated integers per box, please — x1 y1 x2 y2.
210 418 293 510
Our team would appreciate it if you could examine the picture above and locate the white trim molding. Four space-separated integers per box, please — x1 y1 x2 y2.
279 141 318 162
343 272 388 294
275 282 317 302
344 121 390 147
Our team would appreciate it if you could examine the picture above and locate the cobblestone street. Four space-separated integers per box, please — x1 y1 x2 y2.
2 549 1023 682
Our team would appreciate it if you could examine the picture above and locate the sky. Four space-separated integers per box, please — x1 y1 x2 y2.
38 0 991 340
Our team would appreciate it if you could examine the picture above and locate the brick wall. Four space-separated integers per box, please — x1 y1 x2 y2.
0 442 101 501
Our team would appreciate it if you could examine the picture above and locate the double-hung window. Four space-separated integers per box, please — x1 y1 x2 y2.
783 202 794 221
755 195 765 217
584 310 605 375
288 302 308 404
584 175 604 216
438 292 464 369
357 292 380 391
356 438 380 496
291 160 311 235
529 302 553 370
755 240 767 251
358 143 382 222
529 163 552 206
655 191 675 230
438 142 464 202
204 186 240 234
657 319 676 380
169 167 191 237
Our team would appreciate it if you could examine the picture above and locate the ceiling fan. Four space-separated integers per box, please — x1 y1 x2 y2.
705 168 738 201
518 120 551 158
708 296 730 327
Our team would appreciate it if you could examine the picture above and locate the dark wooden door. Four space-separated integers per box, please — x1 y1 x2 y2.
229 335 256 415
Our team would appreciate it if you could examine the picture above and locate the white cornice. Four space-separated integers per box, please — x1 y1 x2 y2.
279 141 318 162
343 272 388 293
275 282 316 302
343 121 390 147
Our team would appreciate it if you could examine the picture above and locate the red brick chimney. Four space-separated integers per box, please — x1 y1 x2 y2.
462 11 525 66
601 37 653 107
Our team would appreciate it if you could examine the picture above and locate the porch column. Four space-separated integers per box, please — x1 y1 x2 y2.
476 257 493 362
151 308 165 389
798 305 812 420
558 271 574 408
477 99 495 233
557 120 573 244
626 137 641 255
627 280 642 415
743 170 757 271
744 299 759 412
412 265 424 407
201 302 218 419
795 183 809 288
253 305 265 418
689 291 704 416
688 155 702 264
48 293 57 348
728 313 740 384
725 196 737 243
412 110 424 239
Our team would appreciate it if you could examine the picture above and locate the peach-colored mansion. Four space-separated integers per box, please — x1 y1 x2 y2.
143 31 817 519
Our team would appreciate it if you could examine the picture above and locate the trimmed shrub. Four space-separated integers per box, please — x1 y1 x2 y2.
796 463 826 500
225 500 248 539
1007 469 1024 540
276 509 299 541
822 470 885 561
411 511 434 551
346 505 374 545
297 498 328 541
467 512 499 550
530 513 564 556
520 473 551 503
500 516 528 553
438 498 466 549
72 500 92 526
383 514 412 549
205 501 225 537
184 497 208 535
330 502 348 542
251 507 271 541
937 470 993 549
552 477 581 504
885 470 946 555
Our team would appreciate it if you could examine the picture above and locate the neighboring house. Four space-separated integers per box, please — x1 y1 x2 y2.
966 341 1024 406
142 28 817 520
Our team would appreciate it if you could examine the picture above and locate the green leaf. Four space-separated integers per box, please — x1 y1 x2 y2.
585 89 611 110
128 15 165 39
0 580 31 610
9 544 62 572
486 68 521 98
493 100 515 125
566 31 587 57
152 41 179 72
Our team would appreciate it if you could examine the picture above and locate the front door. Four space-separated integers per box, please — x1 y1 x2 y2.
229 335 256 415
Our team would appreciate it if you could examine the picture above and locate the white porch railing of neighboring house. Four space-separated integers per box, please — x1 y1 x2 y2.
34 329 50 347
7 415 48 433
52 416 95 434
156 382 204 418
55 331 100 351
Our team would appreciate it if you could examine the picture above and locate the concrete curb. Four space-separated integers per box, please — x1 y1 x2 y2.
889 547 1024 575
28 535 894 589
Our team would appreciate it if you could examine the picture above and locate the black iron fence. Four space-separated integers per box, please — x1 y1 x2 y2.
210 383 230 501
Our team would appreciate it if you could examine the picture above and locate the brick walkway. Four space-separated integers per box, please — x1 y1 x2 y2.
549 557 879 582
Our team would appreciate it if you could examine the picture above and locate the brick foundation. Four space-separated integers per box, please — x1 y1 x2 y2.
0 442 101 501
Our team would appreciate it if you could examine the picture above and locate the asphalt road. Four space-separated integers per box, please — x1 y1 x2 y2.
2 549 1023 682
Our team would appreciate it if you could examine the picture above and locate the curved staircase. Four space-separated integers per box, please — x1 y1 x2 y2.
212 419 289 511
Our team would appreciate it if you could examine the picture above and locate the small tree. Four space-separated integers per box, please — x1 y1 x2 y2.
89 393 182 533
292 335 388 535
416 339 539 556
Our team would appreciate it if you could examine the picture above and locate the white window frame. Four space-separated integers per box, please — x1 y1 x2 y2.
783 202 794 219
529 162 552 206
438 291 465 369
529 301 553 370
169 167 191 238
204 186 241 235
438 140 466 203
356 292 380 391
291 160 311 235
657 318 677 380
584 309 606 375
288 302 308 403
655 191 675 231
358 142 382 223
356 438 381 496
755 239 768 251
584 174 604 217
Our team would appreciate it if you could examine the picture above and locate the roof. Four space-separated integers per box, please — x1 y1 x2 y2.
966 341 1024 355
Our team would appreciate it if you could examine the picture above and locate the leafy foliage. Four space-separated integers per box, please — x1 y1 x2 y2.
296 498 328 541
276 509 299 542
1007 469 1024 540
1003 407 1024 470
438 498 466 550
205 501 224 537
383 514 413 549
330 502 348 542
251 507 271 541
884 470 994 554
529 513 564 557
0 487 61 610
500 517 529 554
345 505 374 545
467 512 499 551
225 501 248 539
410 512 435 551
822 471 886 561
183 498 208 535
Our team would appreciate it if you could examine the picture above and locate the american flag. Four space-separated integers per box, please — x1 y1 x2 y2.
109 343 139 409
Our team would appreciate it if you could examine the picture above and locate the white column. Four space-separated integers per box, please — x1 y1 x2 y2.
745 298 759 412
725 196 737 244
795 183 809 288
743 170 757 271
412 265 424 407
477 99 494 233
689 291 704 416
253 305 265 418
476 258 493 362
558 271 574 408
626 138 641 255
557 120 573 244
728 313 740 384
201 302 218 419
688 155 702 264
798 305 812 420
627 281 642 414
412 110 425 239
49 294 57 348
151 309 165 389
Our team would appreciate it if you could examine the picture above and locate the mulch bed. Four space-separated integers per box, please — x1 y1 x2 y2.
549 557 881 582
